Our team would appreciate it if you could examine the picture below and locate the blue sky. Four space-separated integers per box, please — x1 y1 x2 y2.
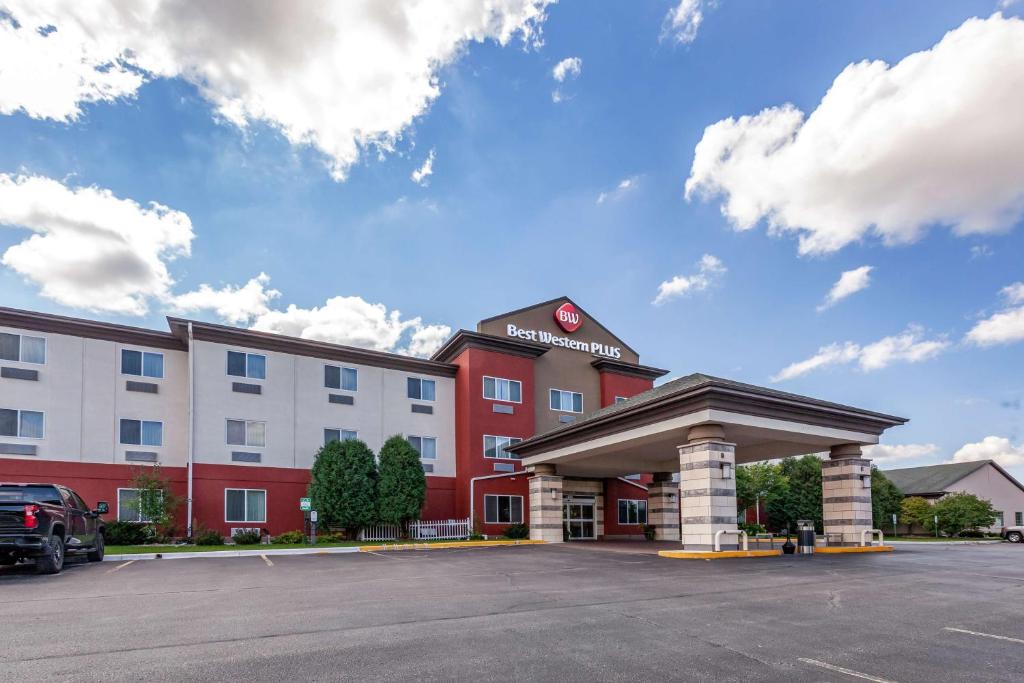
1 1 1022 476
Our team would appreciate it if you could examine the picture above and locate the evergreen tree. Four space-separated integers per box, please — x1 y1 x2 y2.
766 455 823 532
377 435 427 533
308 438 378 535
870 467 903 531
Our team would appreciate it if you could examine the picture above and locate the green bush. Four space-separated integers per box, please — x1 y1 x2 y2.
643 524 656 541
272 530 306 544
739 522 767 536
194 530 225 546
232 529 261 545
503 523 529 539
316 532 346 544
103 521 155 545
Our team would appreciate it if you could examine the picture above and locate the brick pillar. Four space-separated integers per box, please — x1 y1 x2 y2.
822 444 873 546
647 472 680 541
528 464 564 543
679 424 738 550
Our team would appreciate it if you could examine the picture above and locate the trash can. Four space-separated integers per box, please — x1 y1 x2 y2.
796 519 815 555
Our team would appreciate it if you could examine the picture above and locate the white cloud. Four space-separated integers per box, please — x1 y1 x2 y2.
951 436 1024 468
818 265 873 311
652 254 726 305
169 273 281 325
772 326 949 381
965 281 1024 347
661 0 707 45
552 56 582 82
250 295 451 358
685 13 1024 255
0 1 553 181
865 443 940 465
970 244 994 259
0 173 192 315
596 176 638 204
411 149 435 186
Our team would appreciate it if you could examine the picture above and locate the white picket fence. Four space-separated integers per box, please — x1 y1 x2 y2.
357 518 471 542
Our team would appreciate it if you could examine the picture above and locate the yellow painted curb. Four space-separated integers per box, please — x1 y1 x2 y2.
658 549 781 560
815 545 894 554
358 539 545 552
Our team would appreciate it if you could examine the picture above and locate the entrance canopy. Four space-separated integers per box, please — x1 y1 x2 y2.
508 374 907 477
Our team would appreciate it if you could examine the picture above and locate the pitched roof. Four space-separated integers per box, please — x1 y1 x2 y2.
883 460 994 496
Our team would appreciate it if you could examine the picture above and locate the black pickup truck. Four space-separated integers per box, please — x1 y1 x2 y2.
0 483 108 574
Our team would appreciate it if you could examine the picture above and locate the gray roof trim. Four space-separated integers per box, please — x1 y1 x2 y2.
431 329 549 363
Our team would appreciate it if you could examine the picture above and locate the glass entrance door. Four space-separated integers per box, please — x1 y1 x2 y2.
563 497 596 540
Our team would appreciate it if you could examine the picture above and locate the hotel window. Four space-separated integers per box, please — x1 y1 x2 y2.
484 435 522 460
407 377 436 401
1017 512 1023 526
618 499 648 525
994 512 1004 528
549 389 583 413
226 419 266 447
614 396 628 404
484 495 523 524
121 349 164 378
225 489 266 523
117 488 162 523
227 351 266 379
0 332 46 364
324 365 358 391
324 428 358 444
483 376 522 403
119 419 163 447
407 435 437 460
0 409 44 439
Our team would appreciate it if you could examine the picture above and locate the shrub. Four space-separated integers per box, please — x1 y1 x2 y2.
309 438 378 536
194 530 225 546
739 522 766 536
316 532 346 544
958 529 986 538
272 530 306 544
232 529 261 545
503 523 529 539
103 521 154 545
643 524 656 541
377 435 427 532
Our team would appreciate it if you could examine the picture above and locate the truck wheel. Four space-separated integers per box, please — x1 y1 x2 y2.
87 533 105 562
1008 531 1023 543
36 537 65 575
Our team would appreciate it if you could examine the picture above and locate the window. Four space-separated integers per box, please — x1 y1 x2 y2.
483 376 522 403
1017 512 1023 526
484 435 522 460
407 377 436 401
324 365 358 391
324 428 358 444
119 419 163 447
994 512 1004 528
0 409 44 439
227 351 266 379
614 396 628 404
407 435 437 460
225 489 266 523
226 419 266 447
549 389 583 413
0 332 46 364
484 495 523 524
117 488 163 523
618 499 648 525
121 349 164 378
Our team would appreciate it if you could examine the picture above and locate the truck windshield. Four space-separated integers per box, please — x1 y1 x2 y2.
0 485 63 505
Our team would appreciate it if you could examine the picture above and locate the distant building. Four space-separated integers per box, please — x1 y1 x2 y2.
884 460 1024 531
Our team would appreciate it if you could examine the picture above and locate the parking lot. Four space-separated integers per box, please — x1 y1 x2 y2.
1 542 1023 682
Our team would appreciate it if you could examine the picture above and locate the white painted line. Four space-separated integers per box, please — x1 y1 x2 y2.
261 554 274 567
105 560 135 574
798 658 897 683
103 546 362 561
944 627 1024 645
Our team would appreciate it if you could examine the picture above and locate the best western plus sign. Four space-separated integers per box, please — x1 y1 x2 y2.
554 302 583 333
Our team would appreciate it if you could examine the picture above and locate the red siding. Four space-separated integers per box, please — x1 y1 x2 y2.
192 463 309 536
474 473 530 537
598 371 654 408
603 477 649 538
422 476 457 520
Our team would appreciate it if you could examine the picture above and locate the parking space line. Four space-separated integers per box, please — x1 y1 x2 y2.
797 658 897 682
260 554 274 567
105 560 135 574
944 627 1024 645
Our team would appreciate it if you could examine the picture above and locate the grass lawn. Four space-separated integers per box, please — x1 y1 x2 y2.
105 538 490 554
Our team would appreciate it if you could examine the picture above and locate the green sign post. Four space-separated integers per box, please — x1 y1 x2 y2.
300 497 311 512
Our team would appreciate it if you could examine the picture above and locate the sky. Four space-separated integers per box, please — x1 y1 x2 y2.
1 1 1023 478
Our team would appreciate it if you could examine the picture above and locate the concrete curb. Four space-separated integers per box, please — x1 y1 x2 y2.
103 539 545 562
887 540 1002 546
659 549 781 560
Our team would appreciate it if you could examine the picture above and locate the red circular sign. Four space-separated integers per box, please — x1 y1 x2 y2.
554 302 583 333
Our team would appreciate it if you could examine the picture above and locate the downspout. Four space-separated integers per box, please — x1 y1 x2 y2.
186 322 195 538
469 470 527 531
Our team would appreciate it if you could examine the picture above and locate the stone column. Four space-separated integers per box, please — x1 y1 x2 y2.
647 472 680 542
822 443 873 546
679 424 739 550
528 464 564 543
